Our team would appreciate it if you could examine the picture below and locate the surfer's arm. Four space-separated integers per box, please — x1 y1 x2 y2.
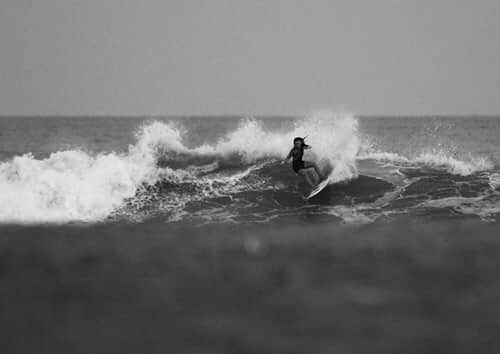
285 149 293 161
304 144 312 150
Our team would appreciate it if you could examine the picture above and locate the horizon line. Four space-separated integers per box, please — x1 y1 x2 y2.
0 113 499 118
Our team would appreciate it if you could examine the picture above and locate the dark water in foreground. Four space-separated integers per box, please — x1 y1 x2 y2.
0 114 499 353
2 218 500 354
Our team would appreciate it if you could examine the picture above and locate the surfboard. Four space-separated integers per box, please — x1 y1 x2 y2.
306 177 330 199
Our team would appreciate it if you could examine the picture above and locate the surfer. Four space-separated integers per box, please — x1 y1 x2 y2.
285 137 324 187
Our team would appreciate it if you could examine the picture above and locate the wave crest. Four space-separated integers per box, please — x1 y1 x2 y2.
359 149 493 176
0 150 157 223
0 111 360 223
1 113 494 224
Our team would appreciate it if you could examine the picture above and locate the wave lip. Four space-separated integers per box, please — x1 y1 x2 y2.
0 111 360 224
359 149 493 176
1 113 497 225
136 111 360 180
413 152 493 176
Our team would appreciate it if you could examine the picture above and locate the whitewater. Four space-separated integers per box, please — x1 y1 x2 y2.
0 113 498 224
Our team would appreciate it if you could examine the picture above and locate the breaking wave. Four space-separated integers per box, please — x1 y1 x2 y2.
0 112 359 223
0 112 497 224
358 150 493 176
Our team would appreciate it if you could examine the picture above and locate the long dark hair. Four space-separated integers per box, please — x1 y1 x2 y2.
293 136 310 149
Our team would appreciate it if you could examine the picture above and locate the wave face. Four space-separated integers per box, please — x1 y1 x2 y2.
0 114 498 224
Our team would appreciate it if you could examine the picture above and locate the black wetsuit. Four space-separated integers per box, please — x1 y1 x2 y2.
289 146 306 173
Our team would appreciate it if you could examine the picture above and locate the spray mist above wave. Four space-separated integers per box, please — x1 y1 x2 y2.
135 110 360 180
0 111 360 223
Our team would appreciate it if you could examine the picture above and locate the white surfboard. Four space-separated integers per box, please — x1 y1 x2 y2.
306 177 330 199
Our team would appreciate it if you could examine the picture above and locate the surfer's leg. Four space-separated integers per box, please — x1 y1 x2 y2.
303 161 323 182
299 170 315 187
310 169 320 185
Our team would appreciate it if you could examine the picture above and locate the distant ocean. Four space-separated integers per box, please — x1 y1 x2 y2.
1 114 500 353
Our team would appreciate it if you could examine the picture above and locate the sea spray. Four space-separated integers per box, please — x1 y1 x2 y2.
0 113 495 224
0 149 158 223
134 111 360 178
292 111 360 182
0 111 360 223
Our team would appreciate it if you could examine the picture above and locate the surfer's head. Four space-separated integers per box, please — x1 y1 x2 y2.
293 137 304 147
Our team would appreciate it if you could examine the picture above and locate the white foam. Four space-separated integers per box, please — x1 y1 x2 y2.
414 152 492 176
359 149 492 176
0 150 158 223
326 205 374 224
490 173 500 189
132 111 360 180
421 196 500 221
0 111 363 223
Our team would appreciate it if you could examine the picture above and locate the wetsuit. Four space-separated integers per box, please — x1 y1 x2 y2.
289 146 306 173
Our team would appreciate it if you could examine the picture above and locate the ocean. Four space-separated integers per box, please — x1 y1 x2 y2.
1 113 500 353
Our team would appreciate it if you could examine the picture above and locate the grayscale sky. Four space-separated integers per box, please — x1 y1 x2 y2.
0 0 499 116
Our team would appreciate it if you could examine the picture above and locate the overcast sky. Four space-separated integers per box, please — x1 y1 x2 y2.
0 0 499 116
